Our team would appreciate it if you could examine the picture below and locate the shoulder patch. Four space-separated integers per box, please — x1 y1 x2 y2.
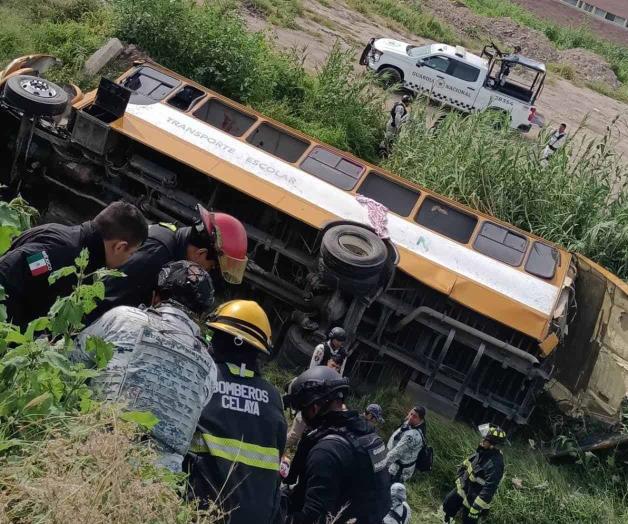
27 251 52 277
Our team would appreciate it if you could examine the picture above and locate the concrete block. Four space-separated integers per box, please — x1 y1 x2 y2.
84 38 124 76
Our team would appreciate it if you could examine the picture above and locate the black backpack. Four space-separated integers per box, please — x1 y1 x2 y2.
415 427 433 473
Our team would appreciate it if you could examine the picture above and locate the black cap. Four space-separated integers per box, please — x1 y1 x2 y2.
157 260 215 315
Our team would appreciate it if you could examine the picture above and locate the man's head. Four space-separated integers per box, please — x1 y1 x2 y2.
401 94 412 106
207 300 272 355
364 403 385 425
328 326 346 350
154 260 215 316
189 205 248 283
390 483 407 505
284 366 350 427
407 405 425 427
326 353 343 372
478 423 506 449
559 122 567 134
93 201 148 268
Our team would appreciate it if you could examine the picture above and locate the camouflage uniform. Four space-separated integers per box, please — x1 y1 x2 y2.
386 422 424 482
73 304 217 471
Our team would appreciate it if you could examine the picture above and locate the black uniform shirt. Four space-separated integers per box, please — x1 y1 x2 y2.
87 224 191 322
0 220 105 328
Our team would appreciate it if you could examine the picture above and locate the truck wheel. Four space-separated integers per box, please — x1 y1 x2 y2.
377 66 403 88
321 225 387 278
4 75 68 116
277 325 318 370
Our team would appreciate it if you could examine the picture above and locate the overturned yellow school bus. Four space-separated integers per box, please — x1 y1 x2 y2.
0 55 624 427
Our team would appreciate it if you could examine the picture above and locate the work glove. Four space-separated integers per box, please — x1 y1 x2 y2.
467 506 480 520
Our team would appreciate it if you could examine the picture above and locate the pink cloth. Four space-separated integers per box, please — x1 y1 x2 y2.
356 195 390 239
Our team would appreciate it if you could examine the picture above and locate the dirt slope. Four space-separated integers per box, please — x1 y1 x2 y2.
245 0 628 157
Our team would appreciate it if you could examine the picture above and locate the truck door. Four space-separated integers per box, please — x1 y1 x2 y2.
441 59 481 112
413 55 451 103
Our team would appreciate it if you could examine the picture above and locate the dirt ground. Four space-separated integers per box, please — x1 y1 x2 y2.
510 0 628 46
244 0 628 158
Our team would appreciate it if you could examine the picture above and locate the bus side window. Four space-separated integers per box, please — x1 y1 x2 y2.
168 85 205 112
300 147 363 190
122 67 180 104
357 171 419 215
415 197 477 243
525 242 559 279
474 222 527 266
193 98 256 137
247 123 310 163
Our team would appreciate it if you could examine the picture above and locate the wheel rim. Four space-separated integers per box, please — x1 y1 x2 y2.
19 78 57 98
338 234 370 258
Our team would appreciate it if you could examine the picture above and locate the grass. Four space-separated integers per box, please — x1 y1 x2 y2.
0 407 220 523
346 0 458 43
244 0 303 28
264 362 628 524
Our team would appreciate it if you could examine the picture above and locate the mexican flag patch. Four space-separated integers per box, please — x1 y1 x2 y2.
27 251 52 277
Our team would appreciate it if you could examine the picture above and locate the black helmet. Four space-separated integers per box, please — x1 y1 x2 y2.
157 260 215 315
328 326 347 342
401 94 412 104
283 366 350 412
478 423 507 445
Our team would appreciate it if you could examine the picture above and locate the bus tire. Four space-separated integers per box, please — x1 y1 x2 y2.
321 225 387 278
377 66 403 88
4 75 68 116
277 324 317 370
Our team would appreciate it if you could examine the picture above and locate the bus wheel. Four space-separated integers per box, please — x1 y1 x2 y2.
4 75 68 116
321 225 387 278
277 324 319 370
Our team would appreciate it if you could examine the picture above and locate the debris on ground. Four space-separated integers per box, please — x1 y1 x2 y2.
559 48 620 88
83 37 124 76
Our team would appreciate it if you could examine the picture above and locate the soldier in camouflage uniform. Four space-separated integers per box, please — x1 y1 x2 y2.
386 406 426 482
72 260 217 472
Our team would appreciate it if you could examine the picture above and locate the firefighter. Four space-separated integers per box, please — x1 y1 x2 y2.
442 424 506 523
185 300 287 524
386 406 426 483
88 204 247 322
379 94 412 156
282 366 391 524
309 326 348 374
0 200 148 328
72 260 217 472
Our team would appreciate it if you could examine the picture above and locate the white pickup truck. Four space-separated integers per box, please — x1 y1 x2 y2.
360 39 546 132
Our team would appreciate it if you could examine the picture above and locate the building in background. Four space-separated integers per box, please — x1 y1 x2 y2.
560 0 628 29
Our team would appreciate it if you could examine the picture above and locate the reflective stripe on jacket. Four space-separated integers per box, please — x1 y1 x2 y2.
456 447 504 512
185 361 287 524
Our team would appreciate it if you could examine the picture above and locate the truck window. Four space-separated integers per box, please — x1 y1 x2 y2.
474 222 527 266
167 85 205 112
247 122 310 163
423 56 450 73
358 171 419 216
525 242 559 279
448 60 480 82
193 98 256 138
415 197 477 243
300 147 363 190
122 66 180 104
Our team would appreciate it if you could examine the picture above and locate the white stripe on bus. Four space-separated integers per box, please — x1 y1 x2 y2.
125 102 560 316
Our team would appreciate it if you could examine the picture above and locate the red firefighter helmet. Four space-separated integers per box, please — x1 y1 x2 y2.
197 205 248 284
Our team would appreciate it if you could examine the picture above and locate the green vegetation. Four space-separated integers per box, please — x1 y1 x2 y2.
0 0 112 84
457 0 628 84
346 0 457 43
